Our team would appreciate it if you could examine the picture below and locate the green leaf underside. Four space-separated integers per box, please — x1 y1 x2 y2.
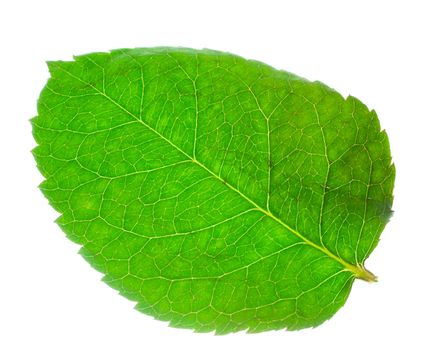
32 47 394 334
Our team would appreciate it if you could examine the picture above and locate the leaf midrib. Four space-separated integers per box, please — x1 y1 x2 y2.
53 62 375 281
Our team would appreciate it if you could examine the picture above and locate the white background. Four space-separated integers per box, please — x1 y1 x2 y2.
1 0 435 349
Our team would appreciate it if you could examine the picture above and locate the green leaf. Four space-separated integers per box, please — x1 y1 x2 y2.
32 47 395 334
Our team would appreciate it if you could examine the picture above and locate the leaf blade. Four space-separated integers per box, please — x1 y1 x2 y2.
32 47 394 333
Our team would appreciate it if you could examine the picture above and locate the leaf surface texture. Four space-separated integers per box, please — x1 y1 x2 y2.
32 48 395 333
